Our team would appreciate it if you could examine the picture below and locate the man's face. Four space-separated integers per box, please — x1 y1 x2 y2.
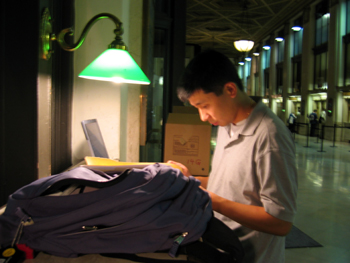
188 86 237 126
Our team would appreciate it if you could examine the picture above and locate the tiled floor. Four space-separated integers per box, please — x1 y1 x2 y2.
285 134 350 263
22 134 350 262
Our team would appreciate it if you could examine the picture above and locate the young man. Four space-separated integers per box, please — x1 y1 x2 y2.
169 50 298 263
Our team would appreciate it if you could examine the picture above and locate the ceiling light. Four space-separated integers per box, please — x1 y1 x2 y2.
233 2 254 53
245 57 252 61
262 45 271 50
234 40 255 53
291 26 302 31
40 8 150 85
253 52 259 56
275 37 284 42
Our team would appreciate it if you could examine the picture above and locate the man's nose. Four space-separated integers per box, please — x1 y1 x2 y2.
198 109 209 122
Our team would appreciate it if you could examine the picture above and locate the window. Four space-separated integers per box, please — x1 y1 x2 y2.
275 33 284 95
254 72 259 96
347 0 350 35
315 2 330 47
276 28 284 63
253 55 260 95
291 16 303 93
345 39 350 86
238 64 244 79
263 48 271 69
314 1 329 90
276 63 283 95
292 56 302 92
262 46 271 96
293 29 303 56
264 69 270 96
245 59 251 77
345 0 350 86
314 50 328 89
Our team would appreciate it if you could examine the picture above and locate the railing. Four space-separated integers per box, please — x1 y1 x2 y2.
293 122 350 153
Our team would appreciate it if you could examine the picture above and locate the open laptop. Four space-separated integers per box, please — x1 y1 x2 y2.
81 119 109 158
81 119 183 173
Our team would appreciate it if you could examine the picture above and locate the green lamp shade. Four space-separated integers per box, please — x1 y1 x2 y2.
79 49 150 85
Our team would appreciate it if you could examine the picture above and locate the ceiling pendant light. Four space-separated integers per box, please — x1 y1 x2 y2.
234 40 255 52
233 1 254 53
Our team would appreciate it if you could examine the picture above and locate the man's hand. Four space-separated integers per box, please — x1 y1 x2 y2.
207 190 293 236
167 160 191 177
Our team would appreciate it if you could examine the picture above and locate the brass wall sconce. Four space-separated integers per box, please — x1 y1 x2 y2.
40 8 150 85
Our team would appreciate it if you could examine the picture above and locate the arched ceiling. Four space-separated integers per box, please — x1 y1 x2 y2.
186 0 316 59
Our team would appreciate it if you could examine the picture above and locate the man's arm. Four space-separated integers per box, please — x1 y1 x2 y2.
167 160 209 189
168 161 293 236
195 176 209 189
209 191 292 236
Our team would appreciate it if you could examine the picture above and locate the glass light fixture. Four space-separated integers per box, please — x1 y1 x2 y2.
79 49 150 84
291 26 302 31
253 52 259 56
233 1 254 53
245 57 252 61
234 40 255 53
262 45 271 50
275 37 284 42
40 8 150 85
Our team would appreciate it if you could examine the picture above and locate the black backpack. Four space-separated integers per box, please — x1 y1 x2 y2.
0 164 243 262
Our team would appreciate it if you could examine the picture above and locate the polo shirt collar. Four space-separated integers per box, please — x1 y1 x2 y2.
224 100 267 141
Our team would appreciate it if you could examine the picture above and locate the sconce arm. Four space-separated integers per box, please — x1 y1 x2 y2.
57 13 124 51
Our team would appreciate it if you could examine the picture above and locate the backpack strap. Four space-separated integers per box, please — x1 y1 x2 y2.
101 253 189 262
180 217 244 263
100 217 244 263
40 168 131 196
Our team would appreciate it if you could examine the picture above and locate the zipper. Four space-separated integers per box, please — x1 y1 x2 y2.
82 226 98 231
12 207 34 246
168 232 188 258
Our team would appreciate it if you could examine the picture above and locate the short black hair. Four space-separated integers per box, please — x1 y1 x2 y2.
177 49 243 102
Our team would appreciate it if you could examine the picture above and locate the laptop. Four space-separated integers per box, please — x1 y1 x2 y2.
81 119 183 173
81 119 109 158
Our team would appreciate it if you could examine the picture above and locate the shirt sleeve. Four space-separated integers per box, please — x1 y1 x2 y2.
256 134 298 222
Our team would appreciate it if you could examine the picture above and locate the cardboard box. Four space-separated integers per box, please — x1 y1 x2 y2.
163 113 212 176
172 105 198 114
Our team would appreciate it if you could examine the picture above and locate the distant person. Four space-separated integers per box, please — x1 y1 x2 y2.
319 109 326 124
288 112 297 133
308 109 318 137
296 107 301 116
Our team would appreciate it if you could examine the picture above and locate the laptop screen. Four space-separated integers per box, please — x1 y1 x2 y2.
81 119 109 158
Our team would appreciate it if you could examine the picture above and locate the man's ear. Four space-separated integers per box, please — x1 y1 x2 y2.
224 82 238 98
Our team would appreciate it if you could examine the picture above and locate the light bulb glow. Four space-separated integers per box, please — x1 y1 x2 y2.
291 26 302 31
233 40 254 52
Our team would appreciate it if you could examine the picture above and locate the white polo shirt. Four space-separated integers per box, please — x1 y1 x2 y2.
208 101 298 263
